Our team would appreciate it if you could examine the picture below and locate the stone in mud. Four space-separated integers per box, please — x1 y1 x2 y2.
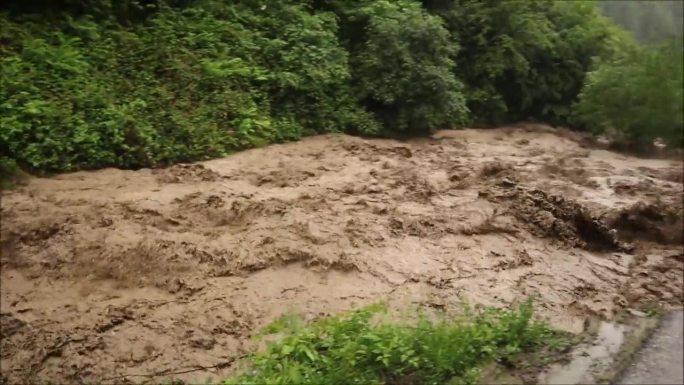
499 177 517 188
627 309 648 318
164 277 186 294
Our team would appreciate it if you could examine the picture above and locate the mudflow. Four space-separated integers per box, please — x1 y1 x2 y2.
1 125 682 383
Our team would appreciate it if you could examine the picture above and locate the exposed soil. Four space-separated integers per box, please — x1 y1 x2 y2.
1 126 682 384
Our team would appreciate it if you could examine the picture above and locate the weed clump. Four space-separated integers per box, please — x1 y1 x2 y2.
226 300 566 385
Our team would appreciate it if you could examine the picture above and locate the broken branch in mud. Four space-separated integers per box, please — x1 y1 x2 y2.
99 356 245 383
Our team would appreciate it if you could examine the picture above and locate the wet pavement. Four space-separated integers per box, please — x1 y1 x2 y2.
618 311 684 385
540 321 628 384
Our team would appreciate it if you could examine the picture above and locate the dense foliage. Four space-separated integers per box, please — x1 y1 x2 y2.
226 302 567 385
1 1 364 172
322 0 468 133
423 0 624 125
574 40 684 147
0 0 680 180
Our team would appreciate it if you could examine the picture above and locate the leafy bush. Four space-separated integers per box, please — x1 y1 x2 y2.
0 1 366 172
511 1 627 125
192 1 371 137
423 0 623 126
0 0 669 181
226 301 566 385
574 40 684 146
423 0 552 124
319 0 468 134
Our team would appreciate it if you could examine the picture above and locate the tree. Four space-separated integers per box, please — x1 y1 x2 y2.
574 40 683 147
423 0 623 126
316 0 468 134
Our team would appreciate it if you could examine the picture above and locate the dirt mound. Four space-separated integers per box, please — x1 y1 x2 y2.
607 202 683 245
1 126 682 384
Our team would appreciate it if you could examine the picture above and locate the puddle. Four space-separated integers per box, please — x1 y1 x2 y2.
539 321 626 384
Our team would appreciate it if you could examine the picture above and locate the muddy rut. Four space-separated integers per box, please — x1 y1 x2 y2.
1 126 682 384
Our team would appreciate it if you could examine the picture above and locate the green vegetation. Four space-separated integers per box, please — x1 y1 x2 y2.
574 40 684 147
0 156 19 188
1 1 363 172
225 301 569 385
323 0 468 134
0 0 682 183
423 0 625 126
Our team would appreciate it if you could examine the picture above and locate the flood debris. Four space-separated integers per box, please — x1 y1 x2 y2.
1 127 681 383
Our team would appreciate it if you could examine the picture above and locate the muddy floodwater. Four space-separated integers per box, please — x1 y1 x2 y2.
1 126 682 383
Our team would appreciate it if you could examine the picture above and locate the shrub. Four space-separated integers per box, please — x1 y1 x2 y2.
201 1 377 136
573 40 684 147
0 0 673 179
319 0 468 134
511 1 626 125
0 12 255 171
423 0 623 126
0 1 368 172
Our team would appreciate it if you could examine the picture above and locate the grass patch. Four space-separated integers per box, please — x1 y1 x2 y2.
225 300 568 385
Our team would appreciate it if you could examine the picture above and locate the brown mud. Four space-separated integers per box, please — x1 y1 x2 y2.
1 126 682 384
